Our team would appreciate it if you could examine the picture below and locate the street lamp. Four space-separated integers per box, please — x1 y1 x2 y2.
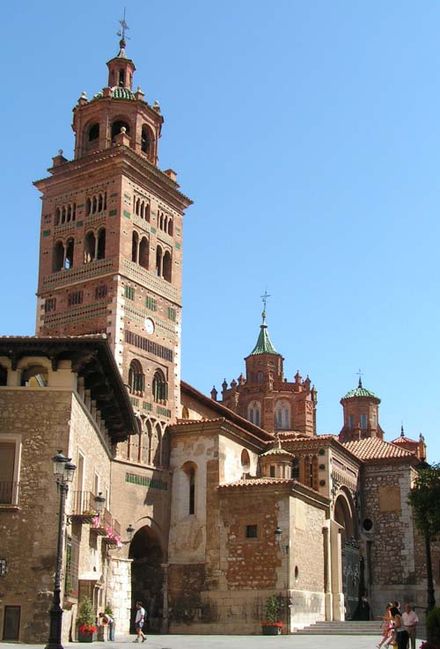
46 451 76 649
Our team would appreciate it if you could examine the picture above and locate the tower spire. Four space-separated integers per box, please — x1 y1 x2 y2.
117 8 130 55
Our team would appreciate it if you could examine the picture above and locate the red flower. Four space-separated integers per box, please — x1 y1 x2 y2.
79 624 97 633
261 621 284 628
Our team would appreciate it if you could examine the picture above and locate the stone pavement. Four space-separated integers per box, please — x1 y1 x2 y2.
0 635 427 649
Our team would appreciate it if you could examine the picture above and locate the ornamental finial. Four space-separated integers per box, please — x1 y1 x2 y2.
117 8 130 50
261 289 270 325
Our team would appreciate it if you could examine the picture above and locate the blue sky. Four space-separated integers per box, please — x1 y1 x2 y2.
2 1 440 460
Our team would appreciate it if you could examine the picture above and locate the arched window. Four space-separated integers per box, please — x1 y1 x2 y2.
145 203 150 222
139 237 149 269
53 241 64 272
241 449 250 474
128 360 144 394
65 238 74 269
141 125 154 158
111 120 130 140
163 251 172 282
155 246 162 277
84 231 96 263
20 365 48 387
275 400 291 430
152 370 167 403
55 208 60 225
118 69 125 86
132 231 139 263
86 198 91 216
257 371 264 384
167 219 173 236
97 228 106 259
182 462 197 515
88 123 100 141
248 400 261 427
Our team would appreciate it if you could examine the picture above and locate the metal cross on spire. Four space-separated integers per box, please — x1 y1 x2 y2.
261 290 270 324
356 368 363 387
117 8 130 44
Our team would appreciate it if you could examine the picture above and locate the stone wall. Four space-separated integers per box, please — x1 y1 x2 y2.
0 384 118 643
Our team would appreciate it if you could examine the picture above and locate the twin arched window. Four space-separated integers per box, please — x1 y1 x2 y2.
53 238 75 272
86 192 107 216
84 228 106 263
275 400 291 430
248 401 261 427
132 231 149 269
155 246 172 282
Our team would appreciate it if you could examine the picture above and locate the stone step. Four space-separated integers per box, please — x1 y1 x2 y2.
295 621 381 635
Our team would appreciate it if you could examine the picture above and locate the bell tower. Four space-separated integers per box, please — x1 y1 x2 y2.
34 34 192 453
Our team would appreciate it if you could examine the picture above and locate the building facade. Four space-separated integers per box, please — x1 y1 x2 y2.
0 33 437 643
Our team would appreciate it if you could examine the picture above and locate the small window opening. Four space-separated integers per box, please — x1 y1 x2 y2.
132 231 139 263
118 69 125 86
245 524 258 539
139 237 149 269
65 238 74 269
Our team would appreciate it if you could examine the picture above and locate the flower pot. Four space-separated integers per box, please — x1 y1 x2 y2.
262 624 282 635
78 630 95 642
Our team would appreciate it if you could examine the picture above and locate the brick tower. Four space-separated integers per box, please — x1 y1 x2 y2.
34 36 192 450
338 378 384 442
218 307 317 436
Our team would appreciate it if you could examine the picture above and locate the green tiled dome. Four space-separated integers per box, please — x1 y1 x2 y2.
342 379 378 400
93 87 137 101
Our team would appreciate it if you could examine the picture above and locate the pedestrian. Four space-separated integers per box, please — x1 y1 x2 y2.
390 604 409 649
377 603 393 649
402 603 418 649
133 601 146 643
98 612 115 641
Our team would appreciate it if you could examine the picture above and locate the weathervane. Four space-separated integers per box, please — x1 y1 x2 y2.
117 8 130 44
261 290 270 324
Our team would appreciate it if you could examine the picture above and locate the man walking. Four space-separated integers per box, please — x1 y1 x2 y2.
133 601 146 643
402 603 418 649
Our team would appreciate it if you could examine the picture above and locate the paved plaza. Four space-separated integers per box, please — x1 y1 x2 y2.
0 635 427 649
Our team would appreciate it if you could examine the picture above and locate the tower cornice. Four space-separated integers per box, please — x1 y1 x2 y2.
34 146 192 212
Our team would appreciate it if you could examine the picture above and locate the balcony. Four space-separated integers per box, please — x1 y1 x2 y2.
70 491 101 524
0 481 19 507
90 508 112 536
102 516 122 547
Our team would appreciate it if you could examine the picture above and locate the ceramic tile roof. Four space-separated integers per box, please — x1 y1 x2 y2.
343 437 414 460
249 323 278 355
218 477 295 489
391 435 418 446
342 379 379 401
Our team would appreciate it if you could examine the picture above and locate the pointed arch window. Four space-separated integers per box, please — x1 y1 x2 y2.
65 238 74 269
152 370 167 403
248 401 261 427
275 400 291 430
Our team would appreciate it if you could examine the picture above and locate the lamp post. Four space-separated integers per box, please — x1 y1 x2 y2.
46 451 76 649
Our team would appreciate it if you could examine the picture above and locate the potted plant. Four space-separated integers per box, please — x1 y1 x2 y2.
78 597 97 642
422 607 440 649
261 594 284 635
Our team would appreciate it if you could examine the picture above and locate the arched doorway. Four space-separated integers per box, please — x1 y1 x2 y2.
129 525 164 632
334 491 360 619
